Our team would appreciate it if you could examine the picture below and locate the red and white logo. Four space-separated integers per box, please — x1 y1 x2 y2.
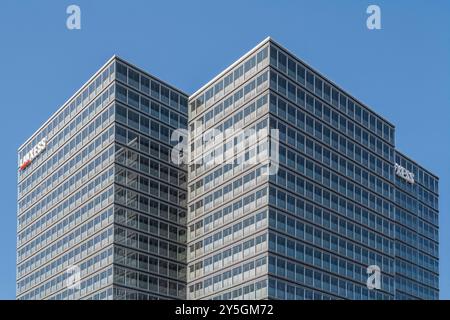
19 138 47 171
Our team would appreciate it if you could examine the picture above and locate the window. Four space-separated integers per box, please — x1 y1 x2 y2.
140 97 150 114
116 105 127 124
141 76 150 94
270 46 278 67
244 56 256 75
151 81 160 99
161 86 169 104
140 116 149 134
128 69 140 89
128 110 139 130
170 112 178 128
257 47 268 65
288 58 296 78
161 107 170 123
224 73 233 90
117 85 127 103
278 52 287 73
170 91 178 108
128 91 139 108
315 78 323 97
331 88 339 107
278 77 287 96
234 65 244 83
339 93 347 112
151 121 159 138
306 71 314 91
214 81 223 98
116 63 127 82
151 102 160 119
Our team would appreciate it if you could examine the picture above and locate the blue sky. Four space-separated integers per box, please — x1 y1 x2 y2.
0 0 448 299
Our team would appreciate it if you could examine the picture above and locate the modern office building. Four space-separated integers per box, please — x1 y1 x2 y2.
16 56 189 300
186 37 439 300
17 37 439 300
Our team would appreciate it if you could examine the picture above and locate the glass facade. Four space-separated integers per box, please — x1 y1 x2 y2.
187 43 271 300
187 38 438 300
17 57 188 300
17 38 439 300
393 153 438 299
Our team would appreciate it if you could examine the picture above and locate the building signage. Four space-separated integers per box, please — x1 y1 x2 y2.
18 138 47 171
394 163 414 184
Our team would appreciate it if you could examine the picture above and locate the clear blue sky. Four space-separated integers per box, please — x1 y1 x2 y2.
0 0 448 299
